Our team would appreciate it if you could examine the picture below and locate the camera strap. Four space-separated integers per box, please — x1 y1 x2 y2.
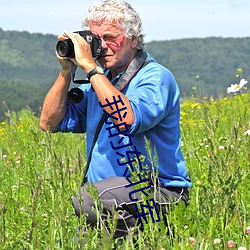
81 50 150 185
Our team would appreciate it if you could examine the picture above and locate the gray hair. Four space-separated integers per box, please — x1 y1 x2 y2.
82 0 145 49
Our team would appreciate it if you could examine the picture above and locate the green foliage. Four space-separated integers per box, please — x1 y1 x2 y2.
0 79 46 121
145 37 250 98
0 94 249 249
0 29 61 121
1 29 250 120
0 109 85 249
0 29 60 88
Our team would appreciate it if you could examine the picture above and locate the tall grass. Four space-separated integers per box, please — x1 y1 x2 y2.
0 93 249 249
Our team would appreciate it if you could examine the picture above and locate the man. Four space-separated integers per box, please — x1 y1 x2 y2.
40 0 192 243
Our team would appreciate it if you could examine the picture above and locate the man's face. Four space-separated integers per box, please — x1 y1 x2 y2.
89 20 138 73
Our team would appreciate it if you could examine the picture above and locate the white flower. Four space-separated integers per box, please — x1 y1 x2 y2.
20 207 25 214
244 130 250 136
238 247 246 250
227 79 248 93
214 238 221 244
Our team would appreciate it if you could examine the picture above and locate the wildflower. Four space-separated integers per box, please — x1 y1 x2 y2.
244 130 250 136
12 185 17 192
246 226 250 235
42 213 48 221
228 240 235 248
214 238 221 244
189 237 196 246
227 79 248 93
237 67 243 73
238 247 246 250
191 103 201 109
196 180 202 185
218 145 224 150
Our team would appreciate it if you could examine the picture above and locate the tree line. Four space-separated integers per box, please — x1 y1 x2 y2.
0 28 249 120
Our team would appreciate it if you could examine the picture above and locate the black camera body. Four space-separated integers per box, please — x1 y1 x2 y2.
56 30 102 58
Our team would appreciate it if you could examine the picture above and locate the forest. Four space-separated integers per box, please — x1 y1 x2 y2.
0 28 249 120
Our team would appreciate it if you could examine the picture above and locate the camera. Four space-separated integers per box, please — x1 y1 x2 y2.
56 30 102 58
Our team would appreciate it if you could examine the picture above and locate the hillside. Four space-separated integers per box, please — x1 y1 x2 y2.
145 37 250 97
0 29 60 87
0 28 249 120
146 37 250 97
0 29 60 120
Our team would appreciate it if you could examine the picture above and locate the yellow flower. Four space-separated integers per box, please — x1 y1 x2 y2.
237 67 243 73
191 103 201 109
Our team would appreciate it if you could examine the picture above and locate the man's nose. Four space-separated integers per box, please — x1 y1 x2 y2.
101 38 108 49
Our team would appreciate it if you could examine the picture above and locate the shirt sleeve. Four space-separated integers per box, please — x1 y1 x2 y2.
127 63 180 134
56 85 89 133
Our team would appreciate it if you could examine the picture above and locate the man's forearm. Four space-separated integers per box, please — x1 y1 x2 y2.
40 70 71 132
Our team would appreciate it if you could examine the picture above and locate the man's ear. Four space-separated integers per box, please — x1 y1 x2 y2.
131 36 139 48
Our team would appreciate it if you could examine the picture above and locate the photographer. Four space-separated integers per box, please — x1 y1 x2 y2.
40 0 192 245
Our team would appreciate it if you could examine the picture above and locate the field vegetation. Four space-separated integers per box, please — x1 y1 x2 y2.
0 81 249 249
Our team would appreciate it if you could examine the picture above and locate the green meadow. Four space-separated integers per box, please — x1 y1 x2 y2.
0 91 249 249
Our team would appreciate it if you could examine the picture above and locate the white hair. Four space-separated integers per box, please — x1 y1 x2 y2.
82 0 145 49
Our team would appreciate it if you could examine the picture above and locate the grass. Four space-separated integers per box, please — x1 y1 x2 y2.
0 92 249 249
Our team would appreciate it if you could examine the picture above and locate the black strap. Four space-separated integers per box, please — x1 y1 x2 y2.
114 49 147 92
81 50 149 185
81 112 107 185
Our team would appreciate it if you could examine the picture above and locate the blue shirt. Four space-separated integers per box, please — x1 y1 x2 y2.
58 52 192 188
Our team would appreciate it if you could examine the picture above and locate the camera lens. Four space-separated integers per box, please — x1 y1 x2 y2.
68 88 84 103
56 39 74 58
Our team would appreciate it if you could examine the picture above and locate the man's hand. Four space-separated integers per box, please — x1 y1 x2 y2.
62 31 96 73
56 33 79 71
